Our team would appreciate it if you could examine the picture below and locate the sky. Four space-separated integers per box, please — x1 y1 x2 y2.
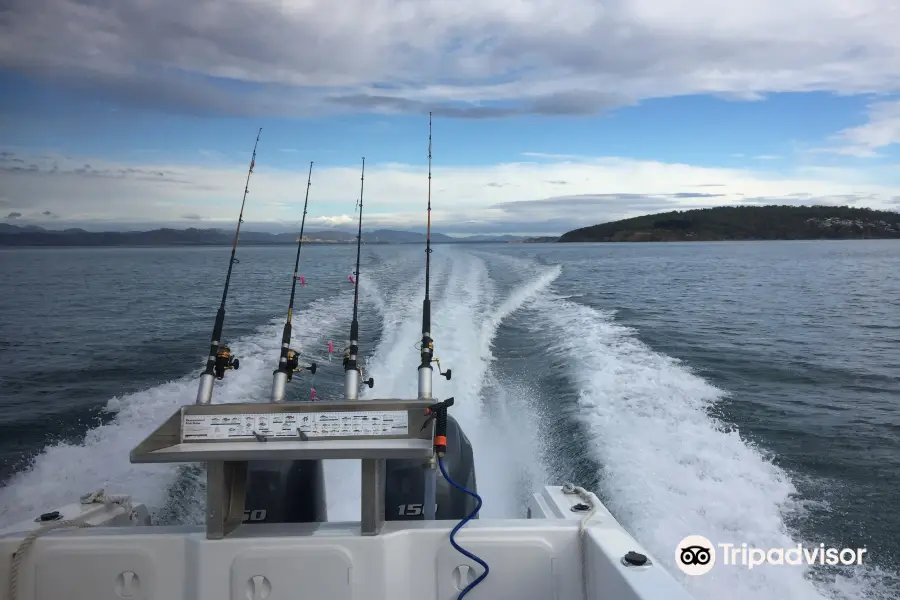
2 0 900 236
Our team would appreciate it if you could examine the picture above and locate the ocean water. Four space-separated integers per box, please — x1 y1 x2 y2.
0 241 898 599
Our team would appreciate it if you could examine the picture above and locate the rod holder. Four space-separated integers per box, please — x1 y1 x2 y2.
345 368 360 400
196 373 215 405
270 371 288 403
417 364 433 400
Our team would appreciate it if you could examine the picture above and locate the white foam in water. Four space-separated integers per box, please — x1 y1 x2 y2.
324 249 560 521
0 296 350 527
530 292 890 600
478 372 554 515
430 256 561 517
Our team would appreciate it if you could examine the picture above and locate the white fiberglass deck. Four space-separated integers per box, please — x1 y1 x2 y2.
0 487 694 600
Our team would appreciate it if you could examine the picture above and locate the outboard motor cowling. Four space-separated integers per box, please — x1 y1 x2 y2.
385 415 478 521
243 459 326 524
241 416 477 524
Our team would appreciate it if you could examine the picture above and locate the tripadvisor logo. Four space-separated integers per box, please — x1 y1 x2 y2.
675 535 868 575
676 535 716 576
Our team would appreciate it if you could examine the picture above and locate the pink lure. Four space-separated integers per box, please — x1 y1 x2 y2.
310 388 317 401
348 273 355 284
300 275 306 286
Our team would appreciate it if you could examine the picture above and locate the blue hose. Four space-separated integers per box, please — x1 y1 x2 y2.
438 455 489 599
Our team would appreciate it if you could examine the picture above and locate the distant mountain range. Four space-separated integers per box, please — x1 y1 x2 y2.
0 223 535 246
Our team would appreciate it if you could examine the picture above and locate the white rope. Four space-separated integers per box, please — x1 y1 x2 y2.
78 490 134 517
7 490 133 600
562 482 599 600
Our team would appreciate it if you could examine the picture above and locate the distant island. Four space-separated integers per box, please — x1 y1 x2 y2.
0 224 531 247
559 205 900 243
520 236 561 243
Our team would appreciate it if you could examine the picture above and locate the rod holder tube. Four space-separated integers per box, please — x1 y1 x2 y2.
417 365 433 400
344 368 360 400
271 371 288 404
196 373 215 405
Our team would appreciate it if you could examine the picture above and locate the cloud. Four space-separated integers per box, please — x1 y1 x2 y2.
6 212 22 219
2 0 899 117
1 148 898 234
327 91 627 118
309 215 359 229
521 152 585 161
824 98 900 157
671 192 726 198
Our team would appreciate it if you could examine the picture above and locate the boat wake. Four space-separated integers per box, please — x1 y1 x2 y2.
0 246 893 600
521 286 893 600
326 250 558 521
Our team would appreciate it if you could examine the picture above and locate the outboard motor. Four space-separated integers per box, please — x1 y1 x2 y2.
385 415 477 521
243 459 327 524
240 417 477 524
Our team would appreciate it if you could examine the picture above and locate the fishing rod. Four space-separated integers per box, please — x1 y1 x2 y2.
418 113 452 522
196 127 261 405
418 112 451 401
343 157 375 400
271 161 318 403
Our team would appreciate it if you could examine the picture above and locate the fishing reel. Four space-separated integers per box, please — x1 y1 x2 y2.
418 338 451 380
343 346 375 388
214 346 240 380
284 349 317 382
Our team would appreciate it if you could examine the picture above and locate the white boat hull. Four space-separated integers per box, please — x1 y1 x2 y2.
0 486 694 600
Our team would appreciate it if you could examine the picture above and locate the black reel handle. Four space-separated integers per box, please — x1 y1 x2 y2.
279 351 316 382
